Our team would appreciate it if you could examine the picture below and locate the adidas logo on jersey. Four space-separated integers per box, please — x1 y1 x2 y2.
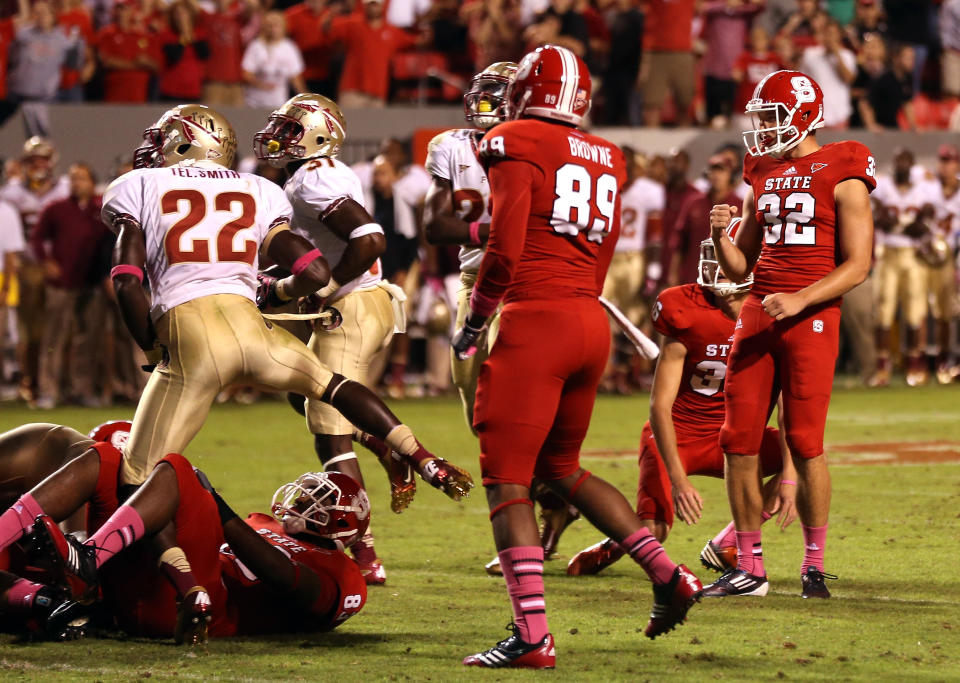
783 166 797 176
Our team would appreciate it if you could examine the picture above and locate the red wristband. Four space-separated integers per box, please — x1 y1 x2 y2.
110 265 144 283
291 248 322 276
468 221 481 246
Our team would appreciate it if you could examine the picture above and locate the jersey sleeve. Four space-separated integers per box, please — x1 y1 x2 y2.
478 121 540 171
836 141 877 193
101 171 145 231
424 131 454 180
293 162 363 221
651 286 691 339
742 152 759 188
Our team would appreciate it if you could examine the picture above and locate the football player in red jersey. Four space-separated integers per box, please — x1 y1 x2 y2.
567 231 798 578
704 70 875 599
452 45 702 669
0 434 367 643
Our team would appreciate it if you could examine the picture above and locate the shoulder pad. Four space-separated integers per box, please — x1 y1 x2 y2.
652 284 699 338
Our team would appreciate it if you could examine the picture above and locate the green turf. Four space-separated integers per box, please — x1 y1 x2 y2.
0 384 958 681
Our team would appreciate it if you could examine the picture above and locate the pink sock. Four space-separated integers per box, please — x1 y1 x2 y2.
802 524 827 572
86 505 146 567
499 546 548 644
6 578 45 611
621 528 676 584
714 512 771 549
0 493 44 551
735 530 764 576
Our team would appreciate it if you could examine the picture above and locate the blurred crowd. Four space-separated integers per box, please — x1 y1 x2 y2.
1 0 960 129
2 129 955 409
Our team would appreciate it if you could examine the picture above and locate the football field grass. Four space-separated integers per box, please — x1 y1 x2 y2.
0 383 958 681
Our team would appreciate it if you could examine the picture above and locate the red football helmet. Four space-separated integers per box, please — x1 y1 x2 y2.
271 471 370 550
508 44 591 126
87 420 132 451
698 218 753 296
742 70 824 157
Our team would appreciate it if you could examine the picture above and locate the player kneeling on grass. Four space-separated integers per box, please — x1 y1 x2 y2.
451 45 702 669
0 434 370 643
568 231 799 585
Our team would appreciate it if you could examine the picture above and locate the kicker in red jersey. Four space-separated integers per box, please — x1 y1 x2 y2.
744 140 876 298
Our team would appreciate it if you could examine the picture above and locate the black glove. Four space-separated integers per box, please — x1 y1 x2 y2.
452 312 487 361
256 272 289 310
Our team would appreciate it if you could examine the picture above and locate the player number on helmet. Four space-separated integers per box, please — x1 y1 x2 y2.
343 594 362 609
691 360 726 396
756 192 816 246
551 163 618 243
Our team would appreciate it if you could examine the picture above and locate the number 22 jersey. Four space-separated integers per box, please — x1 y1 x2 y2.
743 141 876 298
102 160 294 320
475 118 627 307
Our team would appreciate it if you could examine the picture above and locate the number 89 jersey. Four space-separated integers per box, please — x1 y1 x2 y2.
744 140 876 297
478 118 626 301
102 162 293 321
425 128 490 274
651 284 736 439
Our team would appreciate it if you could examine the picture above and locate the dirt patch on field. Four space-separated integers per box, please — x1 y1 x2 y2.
582 442 960 465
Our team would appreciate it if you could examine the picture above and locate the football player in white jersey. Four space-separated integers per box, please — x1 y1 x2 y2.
0 138 70 403
601 146 664 393
254 94 448 584
870 148 936 387
105 105 473 512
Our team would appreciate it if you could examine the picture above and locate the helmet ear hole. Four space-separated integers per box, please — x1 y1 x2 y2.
176 143 192 155
316 135 326 146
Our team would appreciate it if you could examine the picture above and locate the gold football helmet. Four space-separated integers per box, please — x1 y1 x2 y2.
463 61 518 130
133 104 238 169
254 94 347 167
21 136 58 186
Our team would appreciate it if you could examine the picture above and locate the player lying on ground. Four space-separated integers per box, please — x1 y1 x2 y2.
451 45 702 670
106 104 472 504
0 437 369 643
705 69 875 599
568 234 798 581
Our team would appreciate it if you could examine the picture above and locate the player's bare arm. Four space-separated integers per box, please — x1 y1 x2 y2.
761 178 873 320
321 197 386 289
111 217 156 352
710 189 762 283
649 336 704 526
262 227 332 303
423 176 489 246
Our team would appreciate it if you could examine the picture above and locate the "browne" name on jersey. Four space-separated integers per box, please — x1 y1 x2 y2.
567 137 614 169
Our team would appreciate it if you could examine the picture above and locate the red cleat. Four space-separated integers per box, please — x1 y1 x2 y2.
645 564 702 639
463 624 556 669
357 557 387 585
699 540 738 573
174 586 212 645
566 537 625 576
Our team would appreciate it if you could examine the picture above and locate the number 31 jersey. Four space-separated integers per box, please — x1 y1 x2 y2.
478 118 627 303
744 141 876 297
652 284 736 439
102 161 293 320
425 128 489 274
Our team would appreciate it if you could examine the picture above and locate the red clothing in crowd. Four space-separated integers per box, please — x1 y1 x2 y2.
657 181 701 288
157 30 208 99
644 0 696 51
326 14 417 99
97 25 159 102
285 4 335 84
733 51 784 112
58 7 95 91
0 18 14 100
204 10 244 83
31 196 108 289
670 190 741 287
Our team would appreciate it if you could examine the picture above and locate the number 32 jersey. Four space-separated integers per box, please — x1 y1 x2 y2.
476 118 627 305
102 161 293 320
652 284 736 439
744 141 876 298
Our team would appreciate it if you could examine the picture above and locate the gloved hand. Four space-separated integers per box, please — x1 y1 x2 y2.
451 312 487 361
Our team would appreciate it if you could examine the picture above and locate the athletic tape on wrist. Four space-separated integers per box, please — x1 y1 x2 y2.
348 222 384 240
110 265 144 283
292 248 322 276
317 277 340 299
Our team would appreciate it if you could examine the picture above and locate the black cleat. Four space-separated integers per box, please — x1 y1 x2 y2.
463 623 556 669
700 568 769 597
45 599 92 641
800 566 837 599
31 514 99 600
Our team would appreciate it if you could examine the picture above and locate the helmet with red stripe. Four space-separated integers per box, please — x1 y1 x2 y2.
87 420 132 451
698 218 752 296
742 70 824 157
508 44 591 127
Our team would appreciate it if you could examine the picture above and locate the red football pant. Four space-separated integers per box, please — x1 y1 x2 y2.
720 296 840 459
637 421 782 528
474 299 609 486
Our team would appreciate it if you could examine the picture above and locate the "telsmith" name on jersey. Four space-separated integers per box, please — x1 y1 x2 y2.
169 167 240 179
764 175 812 191
567 137 614 168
